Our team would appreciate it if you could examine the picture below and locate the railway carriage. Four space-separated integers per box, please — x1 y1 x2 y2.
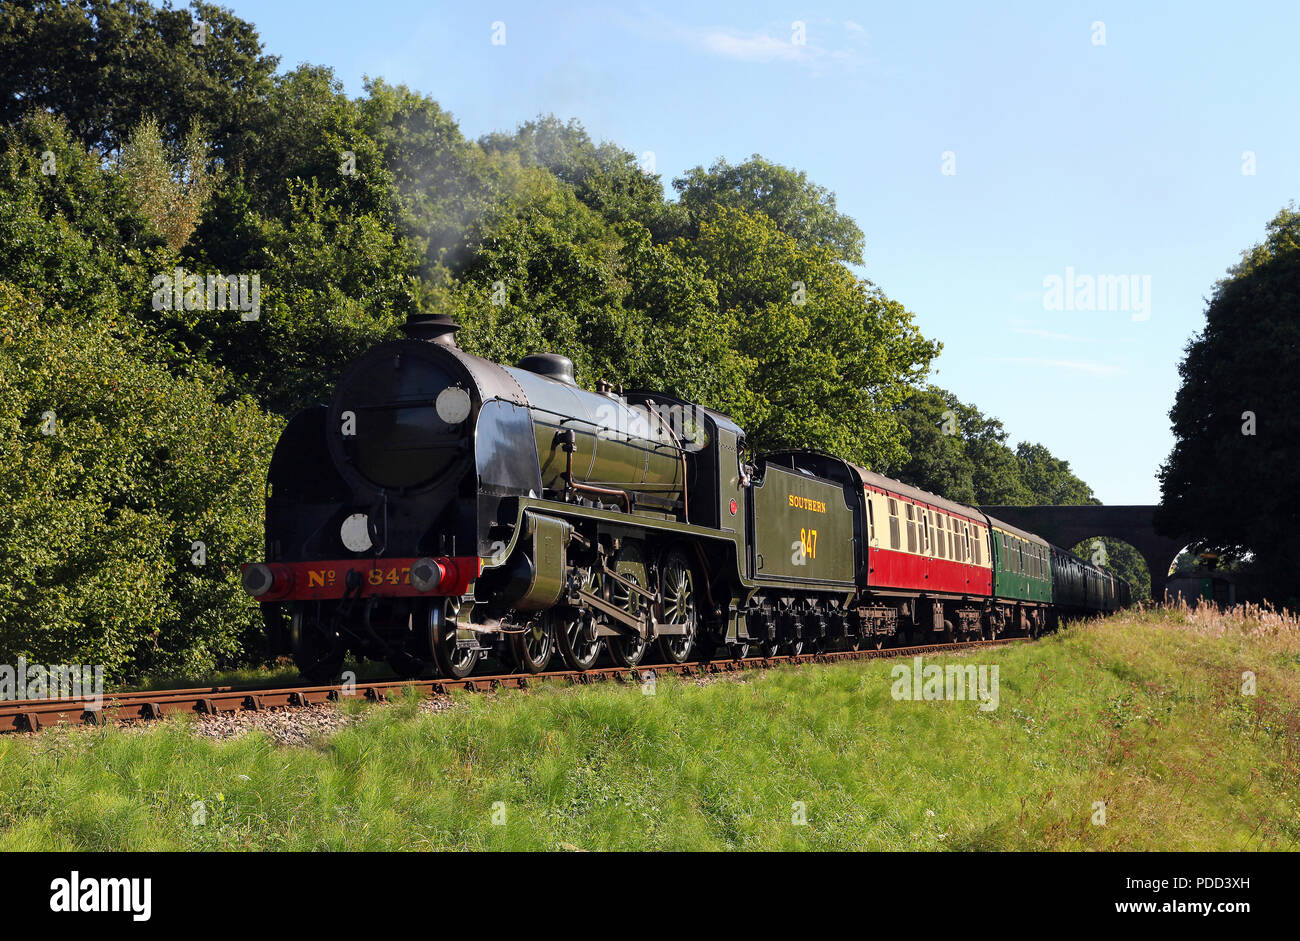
243 314 1129 681
987 520 1052 636
855 468 993 641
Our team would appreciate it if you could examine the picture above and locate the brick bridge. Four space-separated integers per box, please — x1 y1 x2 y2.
977 505 1187 600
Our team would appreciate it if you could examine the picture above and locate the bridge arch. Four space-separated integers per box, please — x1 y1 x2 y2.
978 505 1187 601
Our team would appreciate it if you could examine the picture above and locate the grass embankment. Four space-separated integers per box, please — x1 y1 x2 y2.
1 603 1296 851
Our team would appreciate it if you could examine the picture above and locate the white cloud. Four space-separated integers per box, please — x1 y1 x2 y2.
693 28 809 63
635 17 866 70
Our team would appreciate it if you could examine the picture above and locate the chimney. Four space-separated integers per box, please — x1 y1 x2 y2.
400 314 461 346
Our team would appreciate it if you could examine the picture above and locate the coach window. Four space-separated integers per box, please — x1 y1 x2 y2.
973 528 982 565
905 504 917 553
935 515 946 558
867 498 875 545
888 499 901 550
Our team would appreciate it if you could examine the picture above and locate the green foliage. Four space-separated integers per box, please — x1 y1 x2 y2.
886 387 1096 508
117 116 217 253
362 79 503 274
674 154 866 265
887 386 1031 505
0 283 280 681
1069 538 1152 602
0 0 278 158
480 114 685 241
0 111 161 311
173 68 422 412
1157 205 1300 604
1015 442 1098 506
681 207 935 467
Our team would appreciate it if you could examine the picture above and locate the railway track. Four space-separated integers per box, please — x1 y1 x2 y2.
0 637 1026 734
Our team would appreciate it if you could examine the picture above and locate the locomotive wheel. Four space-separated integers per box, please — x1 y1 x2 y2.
509 610 556 674
557 610 603 670
656 550 697 664
607 633 647 667
557 566 604 670
605 548 650 668
429 597 479 679
291 608 346 685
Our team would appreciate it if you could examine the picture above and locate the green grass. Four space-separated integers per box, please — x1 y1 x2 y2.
1 605 1297 851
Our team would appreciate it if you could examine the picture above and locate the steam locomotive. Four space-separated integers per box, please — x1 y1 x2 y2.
241 314 1127 682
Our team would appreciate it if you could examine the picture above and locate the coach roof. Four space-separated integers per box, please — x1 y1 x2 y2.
849 464 985 522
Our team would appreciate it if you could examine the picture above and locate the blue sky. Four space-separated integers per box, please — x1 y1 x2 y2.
221 0 1300 504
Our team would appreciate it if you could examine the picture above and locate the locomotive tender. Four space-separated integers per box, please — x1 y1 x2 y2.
241 314 1128 681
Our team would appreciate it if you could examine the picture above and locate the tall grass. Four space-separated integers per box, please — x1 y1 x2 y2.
0 604 1296 851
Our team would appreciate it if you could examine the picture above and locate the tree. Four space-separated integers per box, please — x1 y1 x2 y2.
480 115 685 241
0 282 280 682
1015 442 1098 506
1068 538 1152 602
674 154 866 265
117 116 217 252
1156 205 1300 604
0 1 278 159
681 207 936 467
363 79 502 274
886 386 1034 505
0 111 163 317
